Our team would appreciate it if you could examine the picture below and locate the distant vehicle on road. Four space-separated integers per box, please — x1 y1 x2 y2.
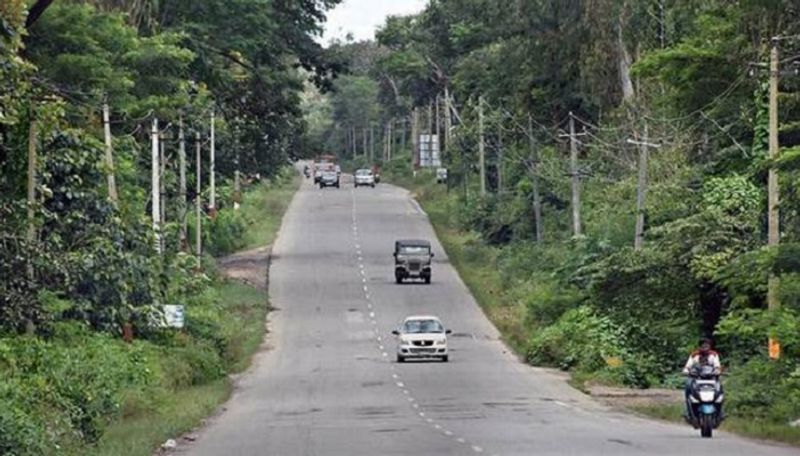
392 315 451 362
319 170 340 188
393 239 433 284
354 169 376 188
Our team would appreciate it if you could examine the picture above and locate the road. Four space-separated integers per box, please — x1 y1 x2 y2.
185 176 797 456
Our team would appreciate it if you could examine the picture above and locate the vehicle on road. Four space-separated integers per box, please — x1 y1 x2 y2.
394 239 433 284
684 364 724 438
354 169 376 187
392 315 451 362
319 170 340 188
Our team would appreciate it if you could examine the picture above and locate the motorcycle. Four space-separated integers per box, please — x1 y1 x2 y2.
303 167 311 179
685 364 724 438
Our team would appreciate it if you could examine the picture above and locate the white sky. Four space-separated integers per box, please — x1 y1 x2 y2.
320 0 428 45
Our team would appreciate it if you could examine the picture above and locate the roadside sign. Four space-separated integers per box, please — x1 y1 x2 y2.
162 305 185 329
419 134 441 167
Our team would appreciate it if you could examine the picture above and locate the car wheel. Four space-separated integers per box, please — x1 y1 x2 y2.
424 275 431 284
441 355 448 362
371 183 375 188
397 355 405 363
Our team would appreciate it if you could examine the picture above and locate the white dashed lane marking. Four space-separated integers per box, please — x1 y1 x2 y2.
350 191 498 456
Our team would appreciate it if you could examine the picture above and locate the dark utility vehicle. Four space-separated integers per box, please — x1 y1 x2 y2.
393 240 433 284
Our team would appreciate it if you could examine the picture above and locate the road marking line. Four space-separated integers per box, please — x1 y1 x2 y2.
472 446 483 452
403 390 410 395
434 424 442 430
456 438 466 444
382 352 388 357
379 345 384 351
395 381 404 387
412 403 419 408
419 412 425 417
444 430 453 436
426 418 433 423
554 401 569 408
369 311 375 318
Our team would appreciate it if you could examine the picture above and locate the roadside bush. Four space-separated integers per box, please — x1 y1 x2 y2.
526 306 630 372
726 358 800 423
201 209 247 256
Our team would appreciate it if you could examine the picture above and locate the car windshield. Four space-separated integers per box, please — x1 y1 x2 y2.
398 245 429 255
403 319 444 334
356 170 371 176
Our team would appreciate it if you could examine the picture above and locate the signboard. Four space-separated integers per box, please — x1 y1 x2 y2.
162 305 185 329
419 134 441 168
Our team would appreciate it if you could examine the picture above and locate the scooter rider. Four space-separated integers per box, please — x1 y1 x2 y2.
683 337 723 419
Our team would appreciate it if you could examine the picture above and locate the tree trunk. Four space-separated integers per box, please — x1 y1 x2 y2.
617 16 635 102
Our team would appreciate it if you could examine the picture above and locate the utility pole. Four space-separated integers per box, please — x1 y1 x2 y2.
435 94 441 151
102 101 118 204
478 96 486 196
195 131 202 269
178 115 187 250
658 0 666 49
370 123 374 162
444 87 453 162
234 132 241 210
767 38 781 358
363 125 368 158
627 123 661 250
351 125 356 158
26 118 38 247
209 110 216 218
497 117 504 193
151 118 161 254
428 101 434 167
159 131 166 237
561 113 582 237
528 114 543 243
400 117 406 155
412 108 420 170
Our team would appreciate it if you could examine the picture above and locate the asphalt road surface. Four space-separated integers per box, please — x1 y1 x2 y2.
186 176 797 456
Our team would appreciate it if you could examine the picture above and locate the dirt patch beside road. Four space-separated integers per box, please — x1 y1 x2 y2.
588 384 682 409
217 245 272 290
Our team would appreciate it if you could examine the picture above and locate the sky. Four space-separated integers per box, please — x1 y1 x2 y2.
320 0 428 45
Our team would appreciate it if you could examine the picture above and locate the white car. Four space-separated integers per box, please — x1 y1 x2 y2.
392 315 451 362
354 169 376 188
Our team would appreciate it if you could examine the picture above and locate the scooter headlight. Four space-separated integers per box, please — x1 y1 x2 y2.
699 390 716 402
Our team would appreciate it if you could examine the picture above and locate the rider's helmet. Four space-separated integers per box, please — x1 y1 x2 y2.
698 337 713 355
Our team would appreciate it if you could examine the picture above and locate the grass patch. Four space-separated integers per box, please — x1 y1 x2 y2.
631 403 800 446
85 380 231 456
241 172 301 250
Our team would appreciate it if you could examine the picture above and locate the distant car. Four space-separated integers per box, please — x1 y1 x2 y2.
319 170 340 188
354 169 376 188
392 315 451 362
393 239 433 284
